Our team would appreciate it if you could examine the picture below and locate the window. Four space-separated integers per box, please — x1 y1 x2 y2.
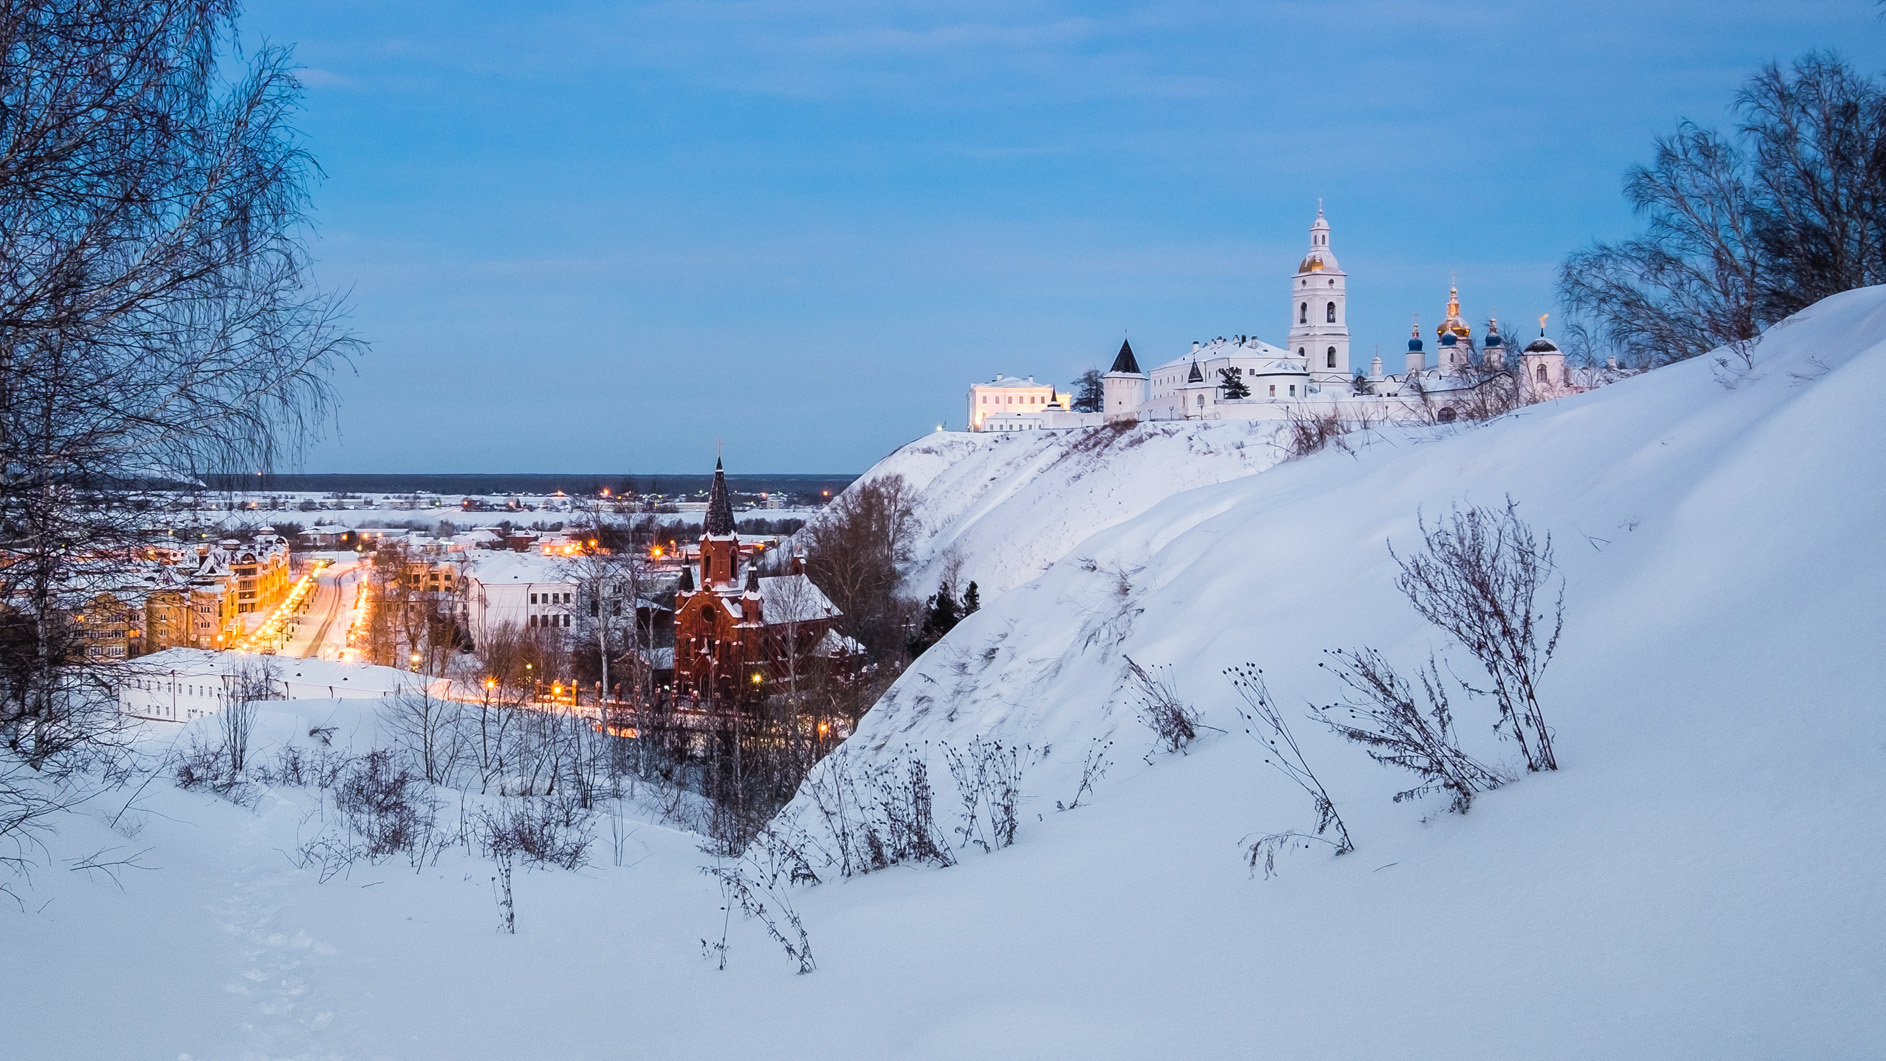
1326 302 1336 323
529 593 537 604
1298 302 1307 324
1536 364 1549 385
1268 385 1276 397
528 614 537 627
1438 407 1458 423
1327 347 1337 368
1288 385 1296 397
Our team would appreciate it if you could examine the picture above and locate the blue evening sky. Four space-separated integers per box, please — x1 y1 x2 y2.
249 0 1886 474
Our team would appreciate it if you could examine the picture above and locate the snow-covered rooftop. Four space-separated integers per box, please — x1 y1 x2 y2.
464 551 570 586
129 648 430 698
1150 335 1293 372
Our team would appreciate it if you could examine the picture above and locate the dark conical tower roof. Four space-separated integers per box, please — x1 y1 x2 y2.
704 457 736 536
1108 338 1142 375
1187 360 1204 383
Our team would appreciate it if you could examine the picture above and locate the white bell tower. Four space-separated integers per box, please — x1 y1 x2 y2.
1285 202 1351 389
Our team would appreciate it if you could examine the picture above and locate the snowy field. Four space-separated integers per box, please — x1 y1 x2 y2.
8 289 1886 1059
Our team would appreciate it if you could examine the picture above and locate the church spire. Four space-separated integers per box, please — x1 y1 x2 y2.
1108 337 1141 375
704 456 735 537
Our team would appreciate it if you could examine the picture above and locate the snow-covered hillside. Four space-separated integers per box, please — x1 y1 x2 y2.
832 419 1287 599
770 286 1886 1053
8 290 1885 1059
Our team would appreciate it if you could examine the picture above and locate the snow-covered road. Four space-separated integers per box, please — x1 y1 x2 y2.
280 557 365 660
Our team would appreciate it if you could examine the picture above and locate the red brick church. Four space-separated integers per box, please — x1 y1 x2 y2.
672 459 856 705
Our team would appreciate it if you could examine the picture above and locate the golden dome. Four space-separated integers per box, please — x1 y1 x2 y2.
1435 284 1471 338
1298 254 1325 272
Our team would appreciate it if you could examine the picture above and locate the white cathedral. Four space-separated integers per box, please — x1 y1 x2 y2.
967 207 1580 432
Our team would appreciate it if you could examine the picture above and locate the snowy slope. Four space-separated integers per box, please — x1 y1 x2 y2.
769 286 1886 1053
826 419 1287 600
7 290 1886 1060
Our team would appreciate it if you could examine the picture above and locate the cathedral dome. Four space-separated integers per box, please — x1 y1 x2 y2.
1408 336 1424 352
1524 337 1560 353
1298 254 1326 273
1440 332 1458 347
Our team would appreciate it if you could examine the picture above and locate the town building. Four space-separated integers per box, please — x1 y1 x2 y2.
464 551 577 644
967 375 1067 432
82 529 298 655
119 648 444 723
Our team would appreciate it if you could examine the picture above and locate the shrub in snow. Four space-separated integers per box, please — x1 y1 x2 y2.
944 737 1025 854
1057 737 1113 811
794 737 1033 879
702 859 816 975
1282 406 1358 460
1317 649 1507 815
257 740 348 789
1226 665 1354 877
173 736 243 798
1125 656 1202 754
476 795 595 935
1392 500 1563 772
386 686 465 787
333 750 436 860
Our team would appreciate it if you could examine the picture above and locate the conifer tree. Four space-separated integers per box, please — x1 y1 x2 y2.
1218 367 1251 400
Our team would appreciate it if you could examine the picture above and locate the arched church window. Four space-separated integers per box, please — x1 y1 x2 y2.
1297 347 1305 358
1325 302 1336 323
1326 347 1337 368
1438 407 1457 423
1536 364 1548 385
1299 302 1307 324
